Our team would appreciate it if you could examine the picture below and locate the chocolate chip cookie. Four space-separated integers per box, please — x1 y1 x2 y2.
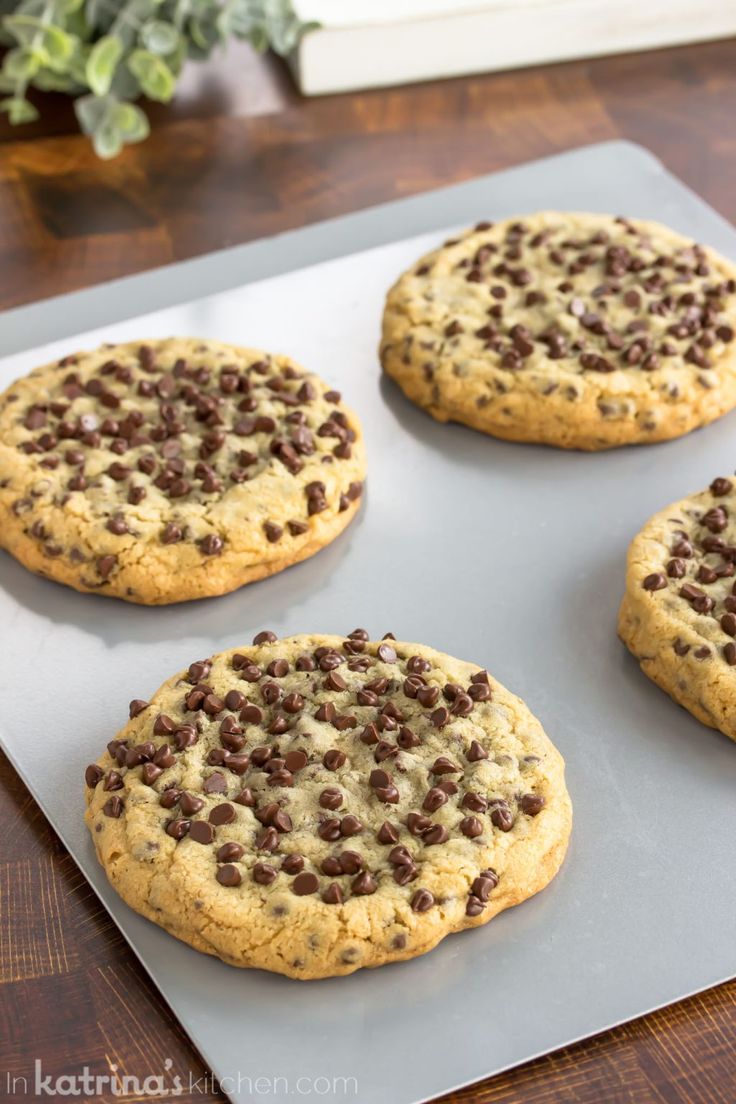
0 338 365 603
84 631 572 978
619 475 736 742
381 212 736 450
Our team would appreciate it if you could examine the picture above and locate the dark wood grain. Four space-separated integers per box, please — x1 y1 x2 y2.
1 36 736 1104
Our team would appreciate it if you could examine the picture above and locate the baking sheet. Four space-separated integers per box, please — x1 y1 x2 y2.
1 141 735 1104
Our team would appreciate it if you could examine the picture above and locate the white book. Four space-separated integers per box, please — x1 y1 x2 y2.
290 0 736 96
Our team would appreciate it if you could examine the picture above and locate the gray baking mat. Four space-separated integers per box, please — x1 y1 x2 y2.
1 142 735 1104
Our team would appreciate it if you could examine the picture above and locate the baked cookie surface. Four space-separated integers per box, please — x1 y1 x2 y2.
84 632 572 979
381 212 736 450
619 475 736 742
0 338 365 604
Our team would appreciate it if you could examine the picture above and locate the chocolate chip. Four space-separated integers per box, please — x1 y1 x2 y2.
322 883 343 904
217 842 244 862
240 704 264 724
102 796 123 818
208 803 235 825
253 863 278 885
282 692 304 713
323 749 347 770
216 864 241 887
189 821 215 844
319 787 343 810
393 863 418 886
180 793 205 815
351 872 377 896
377 821 399 844
643 573 667 591
520 793 545 816
340 815 363 837
466 740 488 762
200 534 223 556
423 824 448 845
417 685 439 707
97 555 117 579
490 801 514 831
430 756 460 775
430 707 450 728
460 816 484 838
85 764 104 788
411 889 434 913
466 896 485 916
166 817 190 840
281 854 304 875
422 787 447 813
256 827 279 851
292 872 319 896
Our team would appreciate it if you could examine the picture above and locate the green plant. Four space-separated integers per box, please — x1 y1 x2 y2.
0 0 315 158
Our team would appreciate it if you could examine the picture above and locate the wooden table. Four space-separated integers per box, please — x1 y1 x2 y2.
1 37 735 1104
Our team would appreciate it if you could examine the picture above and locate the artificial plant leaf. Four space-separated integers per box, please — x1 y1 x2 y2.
111 99 149 141
92 119 123 159
0 95 40 124
86 33 123 95
140 18 179 55
74 89 113 133
3 46 42 81
127 47 175 101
